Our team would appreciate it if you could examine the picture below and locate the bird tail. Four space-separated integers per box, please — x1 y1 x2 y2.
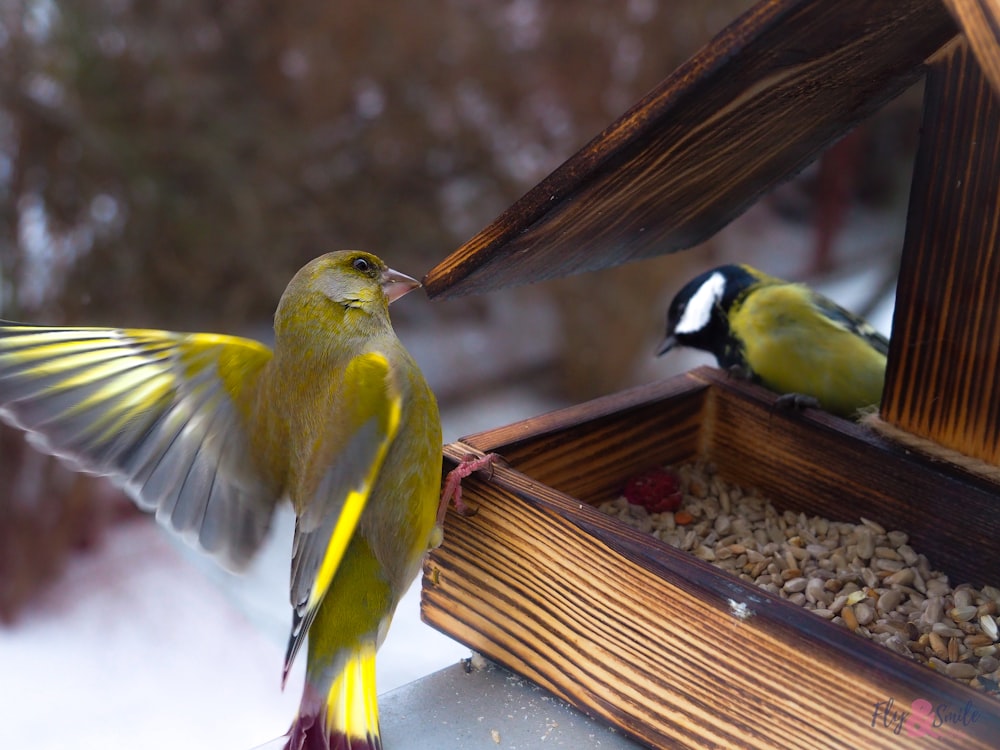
284 643 381 750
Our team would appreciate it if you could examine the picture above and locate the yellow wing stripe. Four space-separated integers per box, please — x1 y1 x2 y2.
0 327 108 347
0 345 123 374
78 373 178 443
71 368 173 416
0 334 179 441
307 378 402 610
309 486 368 610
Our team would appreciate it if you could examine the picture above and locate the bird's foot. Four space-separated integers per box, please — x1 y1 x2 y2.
438 453 503 525
774 392 821 411
726 363 753 381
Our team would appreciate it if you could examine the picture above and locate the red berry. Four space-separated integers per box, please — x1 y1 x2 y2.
622 467 682 512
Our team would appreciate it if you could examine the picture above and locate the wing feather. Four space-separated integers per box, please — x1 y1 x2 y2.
282 351 403 680
811 294 890 355
0 321 279 570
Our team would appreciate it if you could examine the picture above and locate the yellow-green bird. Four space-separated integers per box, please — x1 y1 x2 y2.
0 251 442 750
658 263 888 418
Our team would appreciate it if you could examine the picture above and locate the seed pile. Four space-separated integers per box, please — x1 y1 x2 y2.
598 462 1000 697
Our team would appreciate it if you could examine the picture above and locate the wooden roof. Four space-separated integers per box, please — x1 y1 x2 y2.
423 0 959 299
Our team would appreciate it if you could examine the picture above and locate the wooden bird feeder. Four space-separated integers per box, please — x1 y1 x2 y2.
420 0 1000 747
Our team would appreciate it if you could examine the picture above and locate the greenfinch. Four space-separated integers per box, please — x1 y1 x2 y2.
658 263 888 418
0 250 442 750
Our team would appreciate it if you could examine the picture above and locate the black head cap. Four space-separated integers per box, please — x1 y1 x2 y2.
658 264 760 366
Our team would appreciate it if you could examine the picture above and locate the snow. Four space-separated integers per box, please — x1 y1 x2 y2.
0 520 297 750
0 513 475 750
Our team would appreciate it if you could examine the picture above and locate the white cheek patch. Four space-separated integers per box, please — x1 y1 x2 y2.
675 271 726 334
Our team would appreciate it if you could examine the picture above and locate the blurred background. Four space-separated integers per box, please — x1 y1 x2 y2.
0 1 920 748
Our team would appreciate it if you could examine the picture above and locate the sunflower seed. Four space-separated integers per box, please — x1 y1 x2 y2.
783 577 808 594
886 530 908 547
860 517 886 535
603 462 1000 699
931 622 966 638
877 589 905 613
884 568 915 587
855 529 875 560
924 597 944 626
950 606 978 623
945 662 979 679
981 615 999 642
806 578 832 606
897 544 919 566
979 653 999 670
855 603 875 626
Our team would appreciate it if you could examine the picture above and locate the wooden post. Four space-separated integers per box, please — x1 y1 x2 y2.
941 0 1000 96
882 38 1000 466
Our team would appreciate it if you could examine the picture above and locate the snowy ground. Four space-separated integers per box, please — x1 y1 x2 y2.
0 520 300 750
0 199 901 750
0 389 561 750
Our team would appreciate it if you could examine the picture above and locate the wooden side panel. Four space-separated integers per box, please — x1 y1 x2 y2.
942 0 1000 96
424 444 1000 748
425 369 1000 748
883 39 1000 466
423 0 956 299
702 373 1000 587
458 374 710 501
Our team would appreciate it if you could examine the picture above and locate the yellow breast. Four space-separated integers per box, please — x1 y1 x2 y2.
729 284 887 417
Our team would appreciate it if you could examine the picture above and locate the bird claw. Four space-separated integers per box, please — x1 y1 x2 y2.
774 392 821 411
438 452 503 525
726 363 753 381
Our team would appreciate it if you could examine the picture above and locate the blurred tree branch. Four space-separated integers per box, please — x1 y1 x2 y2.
0 0 755 328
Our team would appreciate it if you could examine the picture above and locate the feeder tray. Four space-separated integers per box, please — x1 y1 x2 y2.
423 368 1000 748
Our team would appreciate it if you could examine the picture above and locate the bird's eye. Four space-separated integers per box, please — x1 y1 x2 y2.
352 257 371 273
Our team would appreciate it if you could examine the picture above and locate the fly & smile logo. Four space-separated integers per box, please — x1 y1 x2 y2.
870 696 982 739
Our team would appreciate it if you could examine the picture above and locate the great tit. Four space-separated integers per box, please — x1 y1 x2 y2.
658 263 888 418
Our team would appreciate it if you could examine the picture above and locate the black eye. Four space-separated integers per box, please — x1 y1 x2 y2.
352 257 371 273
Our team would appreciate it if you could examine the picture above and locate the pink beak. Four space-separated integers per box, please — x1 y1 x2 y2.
381 267 421 304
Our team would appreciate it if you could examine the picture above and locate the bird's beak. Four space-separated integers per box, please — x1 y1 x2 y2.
381 267 421 304
656 334 677 357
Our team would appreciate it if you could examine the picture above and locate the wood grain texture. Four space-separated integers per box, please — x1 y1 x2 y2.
423 0 956 299
942 0 1000 95
702 371 1000 588
459 367 1000 584
423 371 1000 746
882 39 1000 466
459 375 710 495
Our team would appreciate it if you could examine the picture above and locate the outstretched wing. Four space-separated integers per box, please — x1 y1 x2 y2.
0 321 280 571
282 351 402 681
811 295 890 355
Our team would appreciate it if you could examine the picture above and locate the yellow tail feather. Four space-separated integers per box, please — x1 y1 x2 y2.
285 644 381 750
327 644 379 745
